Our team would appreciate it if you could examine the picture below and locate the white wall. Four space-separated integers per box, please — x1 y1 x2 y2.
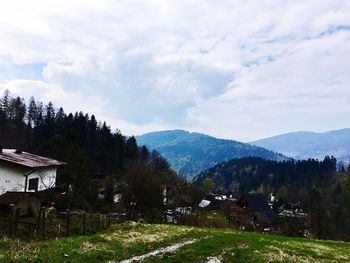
0 163 57 194
0 164 26 194
27 167 57 192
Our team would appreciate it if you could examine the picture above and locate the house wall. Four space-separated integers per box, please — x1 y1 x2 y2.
0 164 26 194
27 167 57 192
0 163 57 194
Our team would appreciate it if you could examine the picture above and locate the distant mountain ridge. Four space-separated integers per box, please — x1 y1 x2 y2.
136 130 288 179
251 128 350 163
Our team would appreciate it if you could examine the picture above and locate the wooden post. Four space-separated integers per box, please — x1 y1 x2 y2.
108 214 111 227
97 214 101 231
42 207 47 239
57 224 61 238
28 223 32 237
66 209 70 237
82 212 86 235
36 206 43 237
9 204 15 238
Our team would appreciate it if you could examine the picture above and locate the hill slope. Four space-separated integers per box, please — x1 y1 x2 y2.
136 130 287 179
194 156 336 200
251 128 350 162
1 222 349 262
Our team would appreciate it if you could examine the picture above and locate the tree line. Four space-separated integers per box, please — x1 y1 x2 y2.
0 90 196 217
195 156 350 241
195 156 337 200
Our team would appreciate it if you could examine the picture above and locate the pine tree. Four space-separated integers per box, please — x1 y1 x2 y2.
125 136 138 160
0 89 11 114
27 97 37 127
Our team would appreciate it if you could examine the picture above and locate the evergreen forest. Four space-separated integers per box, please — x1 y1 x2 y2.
0 90 182 215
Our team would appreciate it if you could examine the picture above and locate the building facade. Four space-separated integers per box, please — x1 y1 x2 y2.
0 149 64 194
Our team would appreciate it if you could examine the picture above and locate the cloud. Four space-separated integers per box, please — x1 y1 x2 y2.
0 79 106 116
0 0 349 140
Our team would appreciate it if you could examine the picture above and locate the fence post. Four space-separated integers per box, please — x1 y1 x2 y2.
82 212 86 235
42 207 47 239
57 224 61 238
108 214 111 227
66 209 70 237
8 204 15 238
28 223 32 238
97 214 101 231
35 206 43 238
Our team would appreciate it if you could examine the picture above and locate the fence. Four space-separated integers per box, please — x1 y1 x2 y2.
0 207 127 240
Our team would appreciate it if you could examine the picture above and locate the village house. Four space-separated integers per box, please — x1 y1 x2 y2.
0 148 64 194
278 205 308 219
227 193 276 230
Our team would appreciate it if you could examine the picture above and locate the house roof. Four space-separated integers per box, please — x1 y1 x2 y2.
242 193 276 223
0 149 65 168
198 199 211 208
212 189 233 195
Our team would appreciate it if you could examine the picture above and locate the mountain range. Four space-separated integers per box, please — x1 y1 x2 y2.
251 128 350 163
136 130 287 179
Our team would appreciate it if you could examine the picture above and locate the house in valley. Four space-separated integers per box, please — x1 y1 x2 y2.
240 193 276 224
227 193 276 230
0 148 64 194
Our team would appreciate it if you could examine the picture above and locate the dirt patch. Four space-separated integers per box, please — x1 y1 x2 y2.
80 241 96 252
102 223 197 247
206 256 222 263
107 239 198 263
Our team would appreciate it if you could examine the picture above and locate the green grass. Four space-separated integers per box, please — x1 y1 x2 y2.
0 222 349 262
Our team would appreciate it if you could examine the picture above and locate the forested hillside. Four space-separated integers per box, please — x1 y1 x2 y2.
195 156 350 240
195 156 337 200
0 90 179 213
136 130 288 179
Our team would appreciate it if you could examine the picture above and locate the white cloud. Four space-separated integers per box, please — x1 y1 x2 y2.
0 0 349 140
0 79 106 115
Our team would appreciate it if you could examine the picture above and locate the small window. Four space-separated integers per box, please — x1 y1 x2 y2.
28 178 39 191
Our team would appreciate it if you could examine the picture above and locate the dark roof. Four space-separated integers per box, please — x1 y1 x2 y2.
0 192 36 205
212 190 233 195
242 193 276 223
0 149 64 168
209 199 235 209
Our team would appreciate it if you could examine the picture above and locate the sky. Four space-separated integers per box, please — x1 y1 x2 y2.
0 0 349 142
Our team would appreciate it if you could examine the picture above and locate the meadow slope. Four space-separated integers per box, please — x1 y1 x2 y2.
0 222 349 263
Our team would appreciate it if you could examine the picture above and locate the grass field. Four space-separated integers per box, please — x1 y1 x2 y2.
0 221 349 262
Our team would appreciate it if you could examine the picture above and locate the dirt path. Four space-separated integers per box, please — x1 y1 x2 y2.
206 256 222 263
106 239 198 263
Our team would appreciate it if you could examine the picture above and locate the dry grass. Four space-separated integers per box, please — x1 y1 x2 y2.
101 222 197 247
1 222 350 263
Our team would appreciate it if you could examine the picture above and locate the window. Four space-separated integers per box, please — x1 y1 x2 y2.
28 178 39 191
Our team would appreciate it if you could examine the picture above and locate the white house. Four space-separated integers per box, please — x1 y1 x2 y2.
0 148 64 194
